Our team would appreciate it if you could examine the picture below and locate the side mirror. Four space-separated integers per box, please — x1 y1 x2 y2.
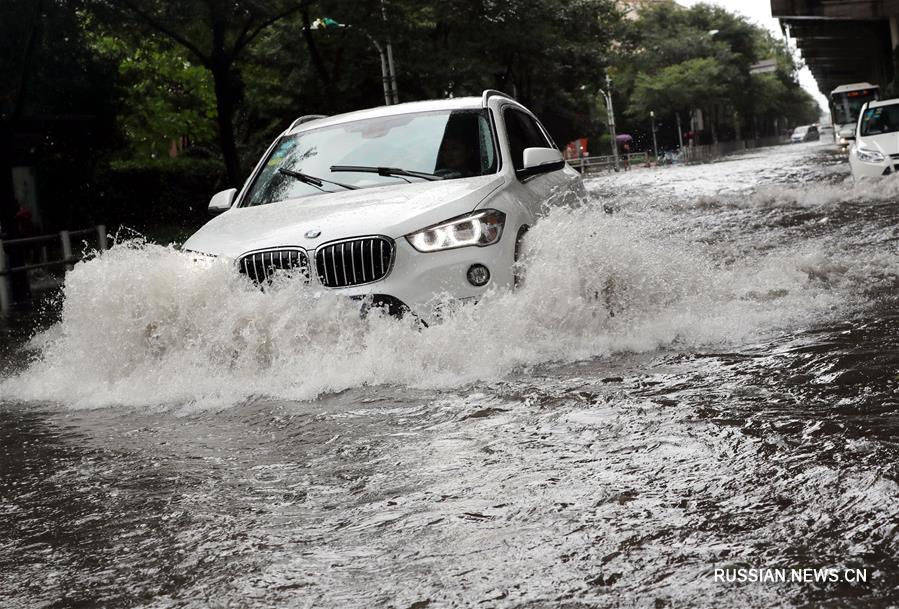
208 188 237 215
518 147 565 179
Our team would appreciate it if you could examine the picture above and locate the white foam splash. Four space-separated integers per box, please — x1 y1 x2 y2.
1 195 879 410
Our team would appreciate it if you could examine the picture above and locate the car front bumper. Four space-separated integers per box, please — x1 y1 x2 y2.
198 230 518 323
325 236 516 322
849 155 892 179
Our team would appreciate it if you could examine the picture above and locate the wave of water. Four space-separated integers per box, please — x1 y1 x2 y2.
0 195 888 409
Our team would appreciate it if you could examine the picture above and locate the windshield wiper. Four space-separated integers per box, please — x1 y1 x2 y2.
278 167 358 190
330 165 444 182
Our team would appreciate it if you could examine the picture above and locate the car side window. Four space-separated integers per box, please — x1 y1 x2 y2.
503 108 551 171
519 112 552 149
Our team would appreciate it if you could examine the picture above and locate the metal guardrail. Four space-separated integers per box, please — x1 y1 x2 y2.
570 152 649 173
0 225 107 314
680 136 787 163
571 137 789 174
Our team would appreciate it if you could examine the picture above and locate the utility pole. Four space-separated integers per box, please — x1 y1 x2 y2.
676 112 684 150
310 17 394 106
367 35 392 106
650 110 658 163
381 1 399 105
598 72 619 171
386 42 398 104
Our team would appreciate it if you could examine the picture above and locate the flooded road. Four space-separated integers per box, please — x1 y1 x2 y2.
2 142 898 608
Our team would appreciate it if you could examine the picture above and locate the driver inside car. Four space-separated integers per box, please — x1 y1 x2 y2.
434 114 482 178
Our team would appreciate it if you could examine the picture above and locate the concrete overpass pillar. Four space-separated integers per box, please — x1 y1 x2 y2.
891 16 899 49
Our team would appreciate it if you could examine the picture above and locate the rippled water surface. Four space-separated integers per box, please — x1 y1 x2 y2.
2 142 898 608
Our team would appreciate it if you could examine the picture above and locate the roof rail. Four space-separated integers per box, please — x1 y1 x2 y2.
288 114 328 131
481 89 515 107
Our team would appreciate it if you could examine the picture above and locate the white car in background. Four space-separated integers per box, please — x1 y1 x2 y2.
790 124 819 143
837 125 855 150
848 98 899 179
183 91 584 320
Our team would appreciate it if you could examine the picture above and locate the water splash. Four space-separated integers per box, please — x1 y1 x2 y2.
2 195 882 410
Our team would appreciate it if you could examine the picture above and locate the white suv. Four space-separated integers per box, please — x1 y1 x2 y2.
183 91 584 320
848 98 899 179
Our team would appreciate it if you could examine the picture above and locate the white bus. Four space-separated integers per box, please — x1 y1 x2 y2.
830 82 879 144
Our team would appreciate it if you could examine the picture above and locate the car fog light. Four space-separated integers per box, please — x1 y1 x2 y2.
467 264 490 287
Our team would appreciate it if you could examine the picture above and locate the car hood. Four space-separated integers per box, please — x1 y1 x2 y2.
856 132 899 156
183 174 506 258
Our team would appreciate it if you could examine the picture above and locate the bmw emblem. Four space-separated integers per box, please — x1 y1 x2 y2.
305 229 321 239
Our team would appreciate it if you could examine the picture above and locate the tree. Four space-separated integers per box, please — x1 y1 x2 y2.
90 0 305 183
0 0 43 300
1 0 120 299
629 57 727 119
86 31 218 159
613 1 822 146
233 0 623 149
387 0 622 145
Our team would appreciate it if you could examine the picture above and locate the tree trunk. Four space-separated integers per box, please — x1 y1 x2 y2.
710 106 718 144
0 125 18 239
0 0 42 301
0 124 32 302
210 58 241 185
206 12 241 185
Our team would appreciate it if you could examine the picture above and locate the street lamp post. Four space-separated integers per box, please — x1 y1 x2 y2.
365 35 393 106
598 72 619 172
310 17 397 106
650 110 658 163
380 0 399 105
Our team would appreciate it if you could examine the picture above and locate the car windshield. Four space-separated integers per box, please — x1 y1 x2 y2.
793 126 808 135
242 109 498 207
860 104 899 137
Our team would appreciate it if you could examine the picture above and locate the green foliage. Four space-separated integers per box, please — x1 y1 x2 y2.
2 0 117 123
0 0 121 234
612 1 820 143
235 0 622 149
86 31 217 158
629 57 726 117
88 0 305 182
90 157 225 231
392 0 622 144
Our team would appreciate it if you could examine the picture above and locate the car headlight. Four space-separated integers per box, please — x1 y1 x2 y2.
406 209 505 252
856 148 885 163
